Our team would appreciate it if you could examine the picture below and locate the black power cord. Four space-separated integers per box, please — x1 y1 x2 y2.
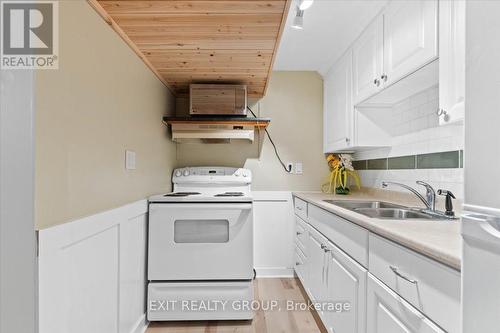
247 106 292 173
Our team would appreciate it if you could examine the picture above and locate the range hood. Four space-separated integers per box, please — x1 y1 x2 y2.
163 117 270 143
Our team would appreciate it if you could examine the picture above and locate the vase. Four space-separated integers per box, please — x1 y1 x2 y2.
335 186 350 195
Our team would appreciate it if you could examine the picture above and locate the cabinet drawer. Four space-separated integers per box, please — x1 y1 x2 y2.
369 234 460 333
367 273 445 333
308 204 369 267
295 216 308 253
294 197 308 220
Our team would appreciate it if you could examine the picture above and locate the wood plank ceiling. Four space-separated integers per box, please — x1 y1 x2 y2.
89 0 291 98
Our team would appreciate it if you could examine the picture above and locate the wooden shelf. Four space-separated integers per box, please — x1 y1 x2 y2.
163 116 270 129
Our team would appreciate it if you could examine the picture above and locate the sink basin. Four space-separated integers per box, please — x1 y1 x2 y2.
323 200 405 210
353 208 435 220
322 199 446 220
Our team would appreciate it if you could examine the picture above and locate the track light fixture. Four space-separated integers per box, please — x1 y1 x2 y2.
291 8 304 30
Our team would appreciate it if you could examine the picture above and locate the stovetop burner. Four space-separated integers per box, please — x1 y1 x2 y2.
164 192 201 197
214 192 244 197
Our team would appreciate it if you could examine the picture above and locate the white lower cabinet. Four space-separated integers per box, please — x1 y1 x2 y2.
325 240 367 333
306 225 367 333
293 199 459 333
366 274 444 333
307 226 328 305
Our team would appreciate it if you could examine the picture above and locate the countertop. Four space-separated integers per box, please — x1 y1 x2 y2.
293 190 462 271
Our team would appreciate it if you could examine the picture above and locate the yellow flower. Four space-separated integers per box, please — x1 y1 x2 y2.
326 154 340 169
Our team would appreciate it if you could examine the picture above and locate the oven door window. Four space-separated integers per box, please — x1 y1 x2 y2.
174 219 229 243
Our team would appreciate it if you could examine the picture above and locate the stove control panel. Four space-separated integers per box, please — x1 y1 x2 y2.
172 167 252 184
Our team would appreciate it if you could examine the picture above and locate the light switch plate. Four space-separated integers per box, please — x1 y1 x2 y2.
125 150 136 170
295 162 303 175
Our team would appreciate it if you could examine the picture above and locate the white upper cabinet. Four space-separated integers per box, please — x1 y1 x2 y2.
352 16 384 104
323 51 353 153
382 0 438 86
438 0 465 125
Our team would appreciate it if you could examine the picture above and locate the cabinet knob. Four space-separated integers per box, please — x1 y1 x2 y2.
296 231 303 236
373 78 380 87
436 108 447 116
437 108 450 122
381 74 388 82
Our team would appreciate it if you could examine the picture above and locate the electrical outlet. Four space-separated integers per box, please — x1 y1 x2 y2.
295 162 303 175
125 150 136 170
286 162 294 173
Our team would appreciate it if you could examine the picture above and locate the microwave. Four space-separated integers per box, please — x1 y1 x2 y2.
189 84 247 116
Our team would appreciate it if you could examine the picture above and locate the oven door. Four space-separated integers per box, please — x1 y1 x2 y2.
148 203 253 281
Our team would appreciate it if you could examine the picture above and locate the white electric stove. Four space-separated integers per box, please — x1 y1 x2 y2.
147 167 254 321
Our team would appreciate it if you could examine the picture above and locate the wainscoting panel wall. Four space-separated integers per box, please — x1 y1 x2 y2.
38 200 148 333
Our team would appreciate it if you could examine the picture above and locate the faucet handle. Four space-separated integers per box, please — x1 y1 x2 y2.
416 181 436 195
416 180 434 190
416 181 436 211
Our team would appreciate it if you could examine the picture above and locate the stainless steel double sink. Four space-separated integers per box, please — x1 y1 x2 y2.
323 200 442 220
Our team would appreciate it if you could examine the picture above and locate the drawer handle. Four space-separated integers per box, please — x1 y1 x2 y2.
296 231 303 235
296 206 303 211
390 266 418 284
296 262 301 266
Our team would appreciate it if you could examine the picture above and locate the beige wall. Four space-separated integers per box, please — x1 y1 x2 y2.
35 0 176 229
176 71 329 191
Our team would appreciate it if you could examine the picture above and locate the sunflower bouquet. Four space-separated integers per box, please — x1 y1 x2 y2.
322 154 361 195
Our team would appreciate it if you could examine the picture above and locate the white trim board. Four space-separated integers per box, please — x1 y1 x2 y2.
38 199 148 333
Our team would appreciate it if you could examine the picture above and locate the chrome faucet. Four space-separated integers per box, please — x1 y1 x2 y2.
381 181 436 211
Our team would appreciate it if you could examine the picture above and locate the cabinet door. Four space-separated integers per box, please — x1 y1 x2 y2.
253 200 294 274
323 51 353 153
438 0 465 125
325 241 367 333
367 274 445 333
307 228 327 302
352 16 384 104
383 0 438 86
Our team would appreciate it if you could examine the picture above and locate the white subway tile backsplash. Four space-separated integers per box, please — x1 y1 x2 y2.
354 86 464 198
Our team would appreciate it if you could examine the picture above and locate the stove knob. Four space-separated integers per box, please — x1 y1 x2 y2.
234 170 241 177
183 169 190 177
175 170 182 177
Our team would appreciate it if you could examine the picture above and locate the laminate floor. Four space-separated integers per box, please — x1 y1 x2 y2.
146 278 326 333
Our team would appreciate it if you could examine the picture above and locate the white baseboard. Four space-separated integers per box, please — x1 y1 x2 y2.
255 267 295 278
